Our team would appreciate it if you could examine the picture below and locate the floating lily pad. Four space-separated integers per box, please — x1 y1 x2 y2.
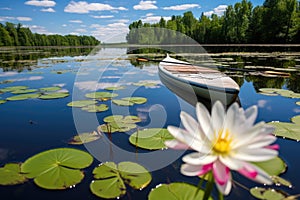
104 115 142 124
21 148 93 190
268 121 300 141
6 93 40 101
90 161 151 199
0 80 14 84
0 86 28 92
252 157 286 176
104 86 125 91
133 82 158 88
259 88 300 98
148 182 212 200
39 86 61 92
291 115 300 125
0 163 27 185
85 92 118 100
39 92 69 100
0 100 6 104
69 131 102 145
81 104 109 112
113 97 147 106
271 175 292 187
98 115 141 133
129 128 174 150
11 89 38 94
67 100 97 107
250 187 287 200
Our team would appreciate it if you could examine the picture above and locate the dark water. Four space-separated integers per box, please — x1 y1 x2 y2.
0 47 300 199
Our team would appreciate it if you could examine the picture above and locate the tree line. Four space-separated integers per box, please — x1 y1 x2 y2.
127 0 300 44
0 22 100 46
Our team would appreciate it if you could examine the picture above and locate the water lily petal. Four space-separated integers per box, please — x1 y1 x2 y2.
180 164 201 176
224 102 240 133
238 162 258 179
211 101 225 133
244 105 258 128
245 135 277 149
212 160 230 186
196 102 214 141
219 155 244 170
232 148 278 162
182 152 217 165
180 111 206 141
164 140 191 150
243 162 273 185
216 178 232 195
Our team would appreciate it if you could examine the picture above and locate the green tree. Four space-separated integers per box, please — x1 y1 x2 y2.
0 24 12 46
5 22 19 46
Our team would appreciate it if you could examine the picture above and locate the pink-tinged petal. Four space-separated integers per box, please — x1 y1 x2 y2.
266 144 280 150
211 101 225 134
216 178 232 195
164 140 191 150
196 102 214 141
180 111 208 141
232 148 278 162
244 135 277 149
212 160 230 186
182 152 217 165
238 162 258 179
242 162 273 185
219 155 244 170
180 164 202 176
199 163 213 176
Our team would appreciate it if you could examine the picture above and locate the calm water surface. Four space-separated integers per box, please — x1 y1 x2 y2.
0 47 300 199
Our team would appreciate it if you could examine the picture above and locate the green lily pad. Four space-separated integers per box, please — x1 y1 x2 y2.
98 115 141 133
129 128 174 150
291 115 300 125
104 86 125 91
103 115 142 124
0 80 14 84
39 86 61 92
85 92 118 100
0 100 6 104
69 131 102 145
113 97 147 106
81 104 109 112
148 182 213 200
90 161 151 199
250 187 286 200
252 157 286 176
21 148 93 190
268 121 300 141
39 92 69 100
1 86 28 92
259 88 300 98
0 163 27 185
6 93 40 101
271 175 292 187
67 100 97 107
133 82 158 88
11 89 38 94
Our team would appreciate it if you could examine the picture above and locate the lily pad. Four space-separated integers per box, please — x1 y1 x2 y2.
6 93 40 101
21 148 93 190
268 121 300 141
39 92 69 100
0 100 6 104
69 131 102 145
67 100 97 107
98 115 141 133
148 182 213 200
129 128 174 150
103 115 142 124
39 86 61 92
133 82 158 88
81 104 109 112
259 88 300 98
90 161 151 199
291 115 300 125
104 86 125 91
271 175 292 187
113 97 147 106
250 187 286 200
252 157 286 176
0 163 27 185
85 92 118 100
0 86 28 92
11 89 38 94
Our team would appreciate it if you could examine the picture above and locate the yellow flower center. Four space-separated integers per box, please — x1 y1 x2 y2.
213 129 232 154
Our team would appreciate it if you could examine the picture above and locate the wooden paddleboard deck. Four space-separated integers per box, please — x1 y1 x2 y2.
158 54 240 105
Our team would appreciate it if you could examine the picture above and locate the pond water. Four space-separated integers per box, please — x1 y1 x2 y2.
0 47 300 199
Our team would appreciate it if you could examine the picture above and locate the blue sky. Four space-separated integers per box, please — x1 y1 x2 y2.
0 0 264 42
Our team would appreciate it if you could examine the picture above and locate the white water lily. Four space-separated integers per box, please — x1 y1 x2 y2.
165 101 279 195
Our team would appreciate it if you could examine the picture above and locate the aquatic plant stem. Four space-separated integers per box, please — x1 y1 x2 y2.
203 172 214 200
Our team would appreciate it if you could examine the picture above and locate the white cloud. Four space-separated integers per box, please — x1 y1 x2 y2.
25 0 56 7
75 28 87 33
41 8 55 12
133 1 157 10
0 16 15 21
16 17 32 21
116 19 129 23
91 22 129 43
204 5 228 17
0 7 12 10
142 16 171 23
64 1 127 14
25 25 53 34
163 4 200 11
69 20 83 23
91 15 114 19
0 16 32 22
146 13 154 17
62 24 67 27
